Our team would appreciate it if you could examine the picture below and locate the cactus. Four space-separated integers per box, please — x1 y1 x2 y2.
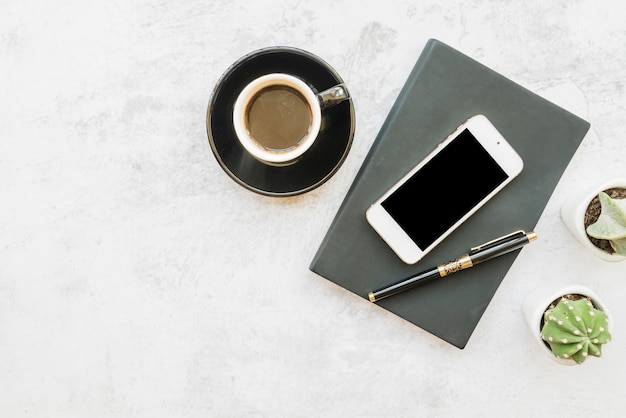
541 297 611 364
586 192 626 256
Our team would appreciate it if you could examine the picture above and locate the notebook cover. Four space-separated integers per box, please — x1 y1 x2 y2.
309 39 590 349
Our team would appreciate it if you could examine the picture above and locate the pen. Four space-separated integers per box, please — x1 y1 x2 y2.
368 230 537 302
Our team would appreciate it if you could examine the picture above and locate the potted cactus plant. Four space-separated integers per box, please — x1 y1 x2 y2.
523 284 612 365
561 178 626 261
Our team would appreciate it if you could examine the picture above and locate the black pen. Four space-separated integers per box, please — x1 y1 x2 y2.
368 230 537 302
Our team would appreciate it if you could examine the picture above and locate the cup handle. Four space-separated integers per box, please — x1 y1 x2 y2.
317 84 350 109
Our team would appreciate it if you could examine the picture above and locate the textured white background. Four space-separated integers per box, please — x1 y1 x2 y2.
2 0 626 416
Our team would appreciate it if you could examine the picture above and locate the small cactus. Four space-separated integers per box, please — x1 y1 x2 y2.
541 297 611 364
586 192 626 256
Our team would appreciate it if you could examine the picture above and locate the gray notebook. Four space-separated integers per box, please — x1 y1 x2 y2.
309 39 590 349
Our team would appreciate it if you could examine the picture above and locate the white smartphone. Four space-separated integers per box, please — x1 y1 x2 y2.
366 114 524 264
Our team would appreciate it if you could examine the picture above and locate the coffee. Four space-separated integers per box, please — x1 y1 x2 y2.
246 86 312 151
233 73 348 165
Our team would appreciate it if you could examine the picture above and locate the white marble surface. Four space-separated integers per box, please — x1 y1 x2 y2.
2 0 626 416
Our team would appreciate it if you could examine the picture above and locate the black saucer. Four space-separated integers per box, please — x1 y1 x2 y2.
206 47 355 197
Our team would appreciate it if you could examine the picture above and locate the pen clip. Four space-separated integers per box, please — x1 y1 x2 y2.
469 230 526 254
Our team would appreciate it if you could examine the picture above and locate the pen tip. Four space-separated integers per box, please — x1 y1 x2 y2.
368 292 376 302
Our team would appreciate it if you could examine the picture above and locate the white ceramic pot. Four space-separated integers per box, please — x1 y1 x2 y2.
560 178 626 262
522 283 613 365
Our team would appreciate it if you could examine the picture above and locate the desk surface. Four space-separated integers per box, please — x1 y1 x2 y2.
1 1 625 416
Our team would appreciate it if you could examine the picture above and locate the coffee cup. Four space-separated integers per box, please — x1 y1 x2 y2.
232 73 349 165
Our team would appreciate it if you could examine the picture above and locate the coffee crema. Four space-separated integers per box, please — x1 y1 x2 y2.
245 85 313 151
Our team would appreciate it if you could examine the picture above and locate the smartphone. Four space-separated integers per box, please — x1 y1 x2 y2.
366 114 524 264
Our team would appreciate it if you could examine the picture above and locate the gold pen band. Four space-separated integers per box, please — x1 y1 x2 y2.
437 254 473 277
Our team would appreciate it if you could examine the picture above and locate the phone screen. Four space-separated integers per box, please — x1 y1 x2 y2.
381 129 508 249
